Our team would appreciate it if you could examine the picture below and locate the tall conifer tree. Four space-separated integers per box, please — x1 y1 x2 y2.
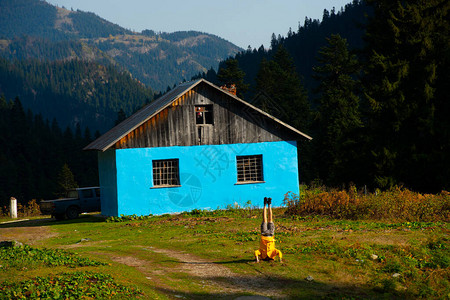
217 58 249 98
56 163 78 197
256 45 310 131
255 45 312 182
313 34 362 185
363 0 450 191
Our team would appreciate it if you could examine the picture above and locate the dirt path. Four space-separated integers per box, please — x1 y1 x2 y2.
108 246 283 299
0 218 58 246
0 219 280 299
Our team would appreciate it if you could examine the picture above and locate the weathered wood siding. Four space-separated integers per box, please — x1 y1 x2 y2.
114 84 298 149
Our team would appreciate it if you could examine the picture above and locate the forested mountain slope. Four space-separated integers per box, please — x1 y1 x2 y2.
0 0 241 92
207 0 449 193
224 0 369 97
0 58 152 132
0 96 99 205
1 0 448 201
0 0 241 131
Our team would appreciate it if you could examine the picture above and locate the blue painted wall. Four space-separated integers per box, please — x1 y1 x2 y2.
99 141 300 216
98 149 118 216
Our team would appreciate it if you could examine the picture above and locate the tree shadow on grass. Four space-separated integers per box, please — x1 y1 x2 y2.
173 258 256 265
150 274 409 300
0 214 105 228
214 258 256 265
149 257 409 299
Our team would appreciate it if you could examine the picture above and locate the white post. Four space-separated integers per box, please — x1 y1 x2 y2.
10 197 17 219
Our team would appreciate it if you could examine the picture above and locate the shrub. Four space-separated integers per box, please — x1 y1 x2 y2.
284 186 450 222
18 199 41 217
106 214 153 222
0 199 41 218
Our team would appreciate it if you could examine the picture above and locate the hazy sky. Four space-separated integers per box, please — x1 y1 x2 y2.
46 0 351 49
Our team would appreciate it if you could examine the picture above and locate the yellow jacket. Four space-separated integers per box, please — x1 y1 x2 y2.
255 235 282 261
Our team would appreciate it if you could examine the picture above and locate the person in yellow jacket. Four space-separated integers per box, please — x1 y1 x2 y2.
255 197 282 262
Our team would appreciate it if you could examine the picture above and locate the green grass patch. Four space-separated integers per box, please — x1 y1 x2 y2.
0 244 107 270
0 271 142 299
1 206 449 299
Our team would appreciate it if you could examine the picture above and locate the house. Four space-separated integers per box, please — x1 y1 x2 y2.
84 79 312 216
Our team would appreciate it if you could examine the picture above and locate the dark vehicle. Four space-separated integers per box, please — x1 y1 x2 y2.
40 187 101 220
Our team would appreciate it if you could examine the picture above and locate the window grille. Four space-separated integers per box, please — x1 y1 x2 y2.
236 155 263 182
195 105 213 125
152 159 180 187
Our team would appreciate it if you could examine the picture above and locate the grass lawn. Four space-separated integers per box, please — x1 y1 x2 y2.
0 208 448 299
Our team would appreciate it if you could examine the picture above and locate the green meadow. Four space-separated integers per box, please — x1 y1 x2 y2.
0 202 448 299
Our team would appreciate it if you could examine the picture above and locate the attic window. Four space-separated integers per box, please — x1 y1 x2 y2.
195 105 213 125
152 159 180 187
236 155 264 183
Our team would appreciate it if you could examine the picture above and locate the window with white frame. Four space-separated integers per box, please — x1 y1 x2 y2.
195 105 213 125
152 159 180 187
236 155 264 183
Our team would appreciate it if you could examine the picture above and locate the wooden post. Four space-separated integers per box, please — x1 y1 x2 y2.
10 197 17 219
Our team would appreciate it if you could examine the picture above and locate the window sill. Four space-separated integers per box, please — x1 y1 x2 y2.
234 181 265 185
150 185 182 189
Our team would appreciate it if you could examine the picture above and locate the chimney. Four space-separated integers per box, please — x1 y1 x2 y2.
220 84 237 96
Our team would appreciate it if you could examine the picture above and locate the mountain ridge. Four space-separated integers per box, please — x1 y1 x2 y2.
0 0 242 92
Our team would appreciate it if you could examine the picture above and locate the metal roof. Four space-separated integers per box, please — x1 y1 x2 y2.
84 79 311 151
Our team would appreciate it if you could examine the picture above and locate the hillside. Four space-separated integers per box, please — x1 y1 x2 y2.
0 0 131 40
208 0 450 193
1 0 448 196
215 1 370 98
91 30 241 92
0 97 99 202
0 0 241 92
0 58 152 132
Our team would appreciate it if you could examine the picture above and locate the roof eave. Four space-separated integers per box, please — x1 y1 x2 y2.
83 79 204 152
83 78 312 152
202 80 313 140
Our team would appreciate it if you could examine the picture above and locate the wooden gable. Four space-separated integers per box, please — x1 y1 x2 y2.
113 83 302 149
84 79 311 151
